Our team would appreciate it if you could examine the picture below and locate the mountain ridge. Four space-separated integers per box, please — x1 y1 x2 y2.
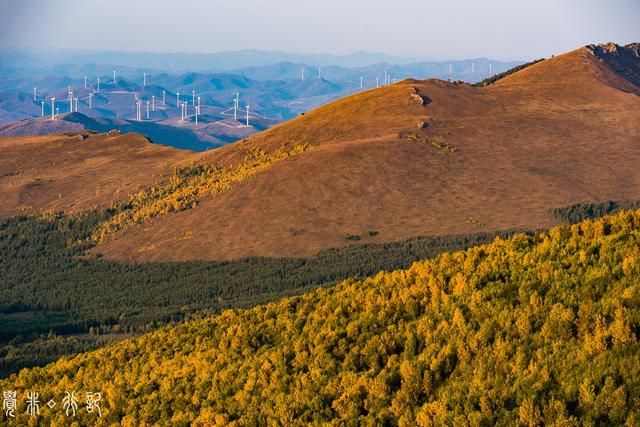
90 43 640 262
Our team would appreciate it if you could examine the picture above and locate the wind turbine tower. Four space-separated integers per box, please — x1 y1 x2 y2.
234 92 239 120
50 97 55 120
143 73 146 87
177 92 180 107
162 90 166 105
489 63 492 75
113 70 116 84
301 68 304 80
41 101 44 117
246 105 250 127
360 76 363 89
97 77 100 92
146 101 150 119
318 67 321 79
152 95 155 111
89 93 93 108
192 90 195 106
74 97 78 113
84 76 87 88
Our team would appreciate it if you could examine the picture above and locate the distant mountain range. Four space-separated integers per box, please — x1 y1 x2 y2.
0 52 521 150
0 47 426 72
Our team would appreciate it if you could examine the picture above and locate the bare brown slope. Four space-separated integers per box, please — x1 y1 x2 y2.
0 132 196 218
96 44 640 262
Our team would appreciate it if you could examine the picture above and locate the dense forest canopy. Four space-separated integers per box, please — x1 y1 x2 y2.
1 209 638 425
0 208 518 377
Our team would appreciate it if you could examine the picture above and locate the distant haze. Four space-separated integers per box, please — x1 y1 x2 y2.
0 0 639 61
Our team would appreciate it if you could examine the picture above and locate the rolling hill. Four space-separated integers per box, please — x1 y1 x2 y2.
0 131 197 218
2 207 638 425
84 42 640 262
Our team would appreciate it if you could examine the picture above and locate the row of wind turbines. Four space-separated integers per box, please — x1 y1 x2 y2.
33 70 254 127
298 60 495 88
33 61 495 124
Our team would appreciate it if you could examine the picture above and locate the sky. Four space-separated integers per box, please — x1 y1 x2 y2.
0 0 638 61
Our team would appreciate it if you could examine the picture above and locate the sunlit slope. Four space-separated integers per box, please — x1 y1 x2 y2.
0 132 196 218
95 43 640 262
3 210 640 425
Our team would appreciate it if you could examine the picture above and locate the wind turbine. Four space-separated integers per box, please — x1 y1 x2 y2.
50 97 55 120
89 93 93 108
74 97 78 112
360 76 363 89
113 70 116 84
84 76 87 88
152 95 155 111
143 72 146 87
177 92 180 107
146 101 150 119
162 90 166 105
97 77 100 92
233 92 239 121
41 101 44 117
192 90 195 106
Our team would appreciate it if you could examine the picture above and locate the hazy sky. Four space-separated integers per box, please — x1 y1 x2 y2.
1 0 638 60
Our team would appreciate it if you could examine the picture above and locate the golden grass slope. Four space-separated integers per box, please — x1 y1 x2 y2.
94 44 640 262
0 132 195 218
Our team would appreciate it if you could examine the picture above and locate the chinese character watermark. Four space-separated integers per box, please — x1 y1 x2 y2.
26 391 40 416
2 390 16 418
62 391 78 417
85 392 102 417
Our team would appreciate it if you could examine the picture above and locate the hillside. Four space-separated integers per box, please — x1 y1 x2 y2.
90 43 640 262
0 131 196 218
2 209 639 425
